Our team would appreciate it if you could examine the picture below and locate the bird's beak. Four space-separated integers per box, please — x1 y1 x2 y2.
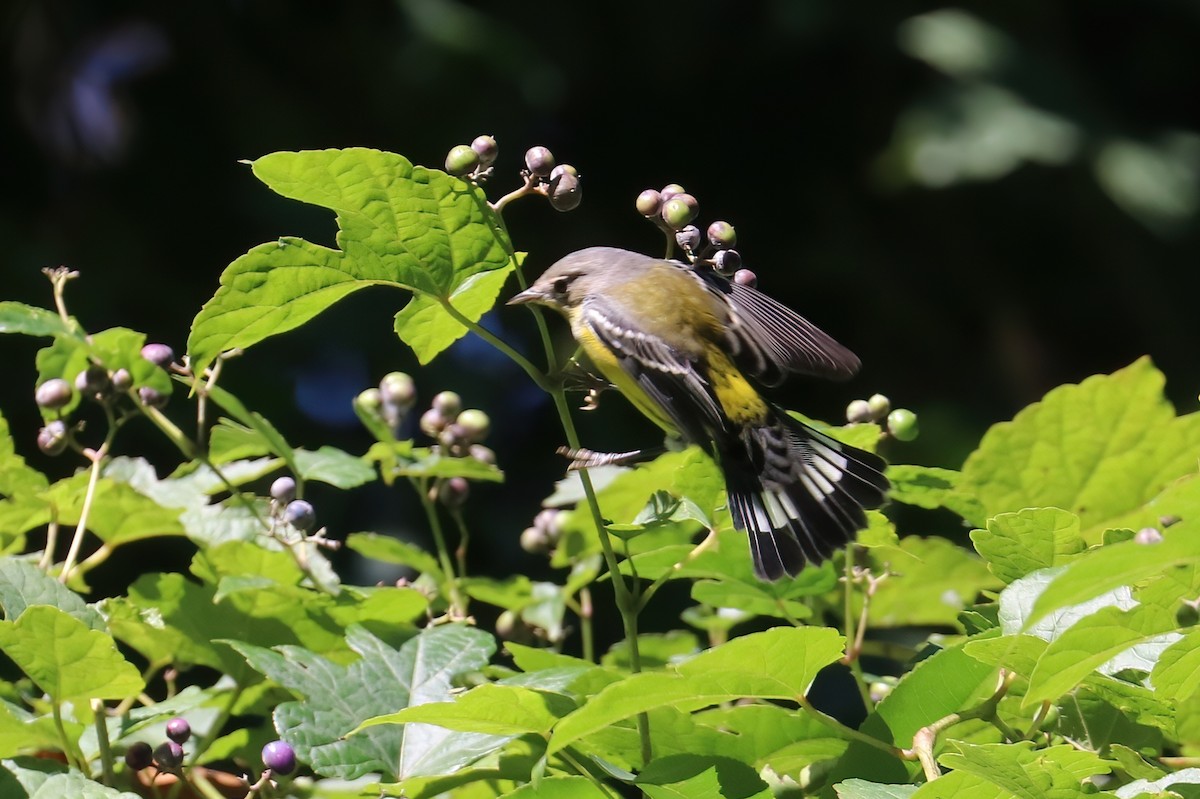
507 286 544 306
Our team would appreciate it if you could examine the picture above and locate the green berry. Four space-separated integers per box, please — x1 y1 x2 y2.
262 740 297 776
456 409 490 443
636 189 662 217
356 388 383 416
37 421 68 456
284 499 315 531
524 146 555 177
1176 602 1200 627
661 197 698 230
867 393 891 420
445 144 479 176
706 220 737 248
379 372 416 410
846 399 873 424
270 476 297 504
432 390 462 418
548 172 582 211
887 408 919 441
124 741 153 771
35 378 72 410
471 135 498 166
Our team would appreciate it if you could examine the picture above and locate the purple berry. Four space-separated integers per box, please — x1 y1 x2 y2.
110 368 133 392
379 372 416 410
732 268 757 287
283 500 315 531
659 183 686 201
75 365 111 396
471 135 498 167
524 146 555 177
153 740 184 769
270 476 297 504
262 740 296 775
431 391 462 418
712 248 741 274
35 378 72 410
140 343 175 369
138 386 168 408
438 476 470 509
37 421 68 456
548 172 582 212
124 741 153 771
166 717 191 744
675 225 701 252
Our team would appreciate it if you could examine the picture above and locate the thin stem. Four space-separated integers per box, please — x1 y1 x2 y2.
92 699 115 785
451 508 470 579
60 441 109 584
637 528 719 613
901 669 1015 781
492 174 538 213
559 746 619 798
44 266 79 325
578 587 595 663
52 702 89 776
187 684 243 767
418 481 467 617
796 694 901 758
436 297 551 391
39 512 59 571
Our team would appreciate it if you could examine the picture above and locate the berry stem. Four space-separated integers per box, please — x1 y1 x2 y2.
796 693 901 759
92 698 115 786
60 437 111 584
491 172 539 213
578 587 594 664
417 480 467 618
37 511 59 571
450 508 470 580
435 296 553 392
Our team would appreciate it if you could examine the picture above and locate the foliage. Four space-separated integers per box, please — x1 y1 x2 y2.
0 145 1197 799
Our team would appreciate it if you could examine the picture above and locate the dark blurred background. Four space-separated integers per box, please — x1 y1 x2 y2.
3 1 1199 626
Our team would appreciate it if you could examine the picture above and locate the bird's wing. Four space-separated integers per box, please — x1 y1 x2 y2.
581 302 725 443
697 270 861 385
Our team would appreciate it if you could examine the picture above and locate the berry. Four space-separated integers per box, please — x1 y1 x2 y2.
1177 602 1200 627
468 444 496 465
548 172 582 212
661 197 697 230
37 421 68 456
846 399 873 424
419 408 447 438
270 476 297 504
35 379 72 410
675 225 701 253
438 423 469 454
706 220 737 249
1134 527 1163 545
524 146 555 177
141 343 175 369
283 499 315 532
438 476 470 508
153 740 185 769
110 368 133 393
732 268 757 288
262 740 296 776
495 610 533 644
549 164 578 180
712 248 741 274
520 524 551 554
75 365 110 396
887 408 919 441
456 409 490 443
432 391 462 418
379 372 416 410
470 135 498 167
867 393 891 420
166 717 191 744
444 144 479 177
138 387 168 408
636 189 662 217
124 741 153 771
356 387 383 414
659 183 686 201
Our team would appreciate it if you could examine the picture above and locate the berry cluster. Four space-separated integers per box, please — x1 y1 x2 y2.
34 342 176 456
845 393 919 442
444 137 582 213
519 508 566 556
635 184 755 285
122 716 191 775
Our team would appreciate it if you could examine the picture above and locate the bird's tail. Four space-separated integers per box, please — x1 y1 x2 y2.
722 409 889 580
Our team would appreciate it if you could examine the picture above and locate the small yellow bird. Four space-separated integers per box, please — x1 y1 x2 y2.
510 247 889 580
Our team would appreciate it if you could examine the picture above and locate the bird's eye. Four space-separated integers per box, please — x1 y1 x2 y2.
552 277 570 295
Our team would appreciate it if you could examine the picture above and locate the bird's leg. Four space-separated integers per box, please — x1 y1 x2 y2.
557 446 666 470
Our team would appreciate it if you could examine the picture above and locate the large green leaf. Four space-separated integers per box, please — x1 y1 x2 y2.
359 683 572 737
0 302 80 339
937 741 1110 799
0 557 104 630
959 358 1200 538
1152 629 1200 702
0 410 49 500
188 148 517 374
969 508 1087 584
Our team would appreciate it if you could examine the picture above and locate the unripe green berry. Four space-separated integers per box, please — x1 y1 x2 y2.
270 476 297 503
706 220 737 249
732 268 757 287
867 393 891 420
35 378 72 410
887 408 919 441
470 134 498 166
140 343 175 369
548 172 582 211
456 409 490 443
438 476 470 508
166 717 191 744
712 248 741 274
110 368 132 392
661 197 698 230
124 741 153 771
432 390 462 418
356 387 383 415
37 421 68 456
675 225 701 252
262 740 297 776
636 189 662 217
524 146 555 177
154 741 185 769
379 372 417 410
495 610 533 644
659 183 686 201
419 408 447 438
283 499 315 531
445 144 479 176
846 399 873 424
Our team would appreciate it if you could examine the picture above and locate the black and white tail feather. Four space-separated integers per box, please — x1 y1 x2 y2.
722 407 889 581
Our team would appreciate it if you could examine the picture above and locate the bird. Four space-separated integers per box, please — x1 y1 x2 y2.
508 246 889 580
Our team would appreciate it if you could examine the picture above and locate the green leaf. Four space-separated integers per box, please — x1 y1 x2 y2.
0 410 49 499
636 754 770 799
835 780 920 799
1150 628 1200 702
546 627 844 758
959 357 1200 538
232 624 504 781
864 536 1001 628
294 446 376 488
360 683 571 737
0 557 104 630
188 148 517 374
497 776 611 799
886 464 984 524
345 532 443 578
203 385 297 475
41 473 186 545
0 302 80 339
0 605 143 703
602 631 700 671
1115 768 1200 798
970 507 1088 584
28 771 142 799
937 741 1110 799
